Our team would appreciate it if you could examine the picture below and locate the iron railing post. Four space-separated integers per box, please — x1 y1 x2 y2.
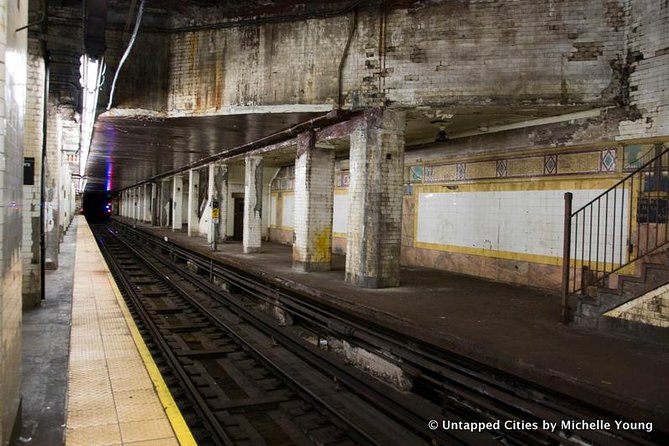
561 192 573 324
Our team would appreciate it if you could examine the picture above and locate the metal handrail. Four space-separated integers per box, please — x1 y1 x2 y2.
562 144 669 321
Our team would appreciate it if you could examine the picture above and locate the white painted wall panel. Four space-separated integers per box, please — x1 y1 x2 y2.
416 189 629 262
282 194 294 228
333 193 349 234
270 195 277 226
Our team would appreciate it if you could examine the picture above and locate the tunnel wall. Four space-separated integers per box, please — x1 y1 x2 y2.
106 0 627 115
0 1 28 444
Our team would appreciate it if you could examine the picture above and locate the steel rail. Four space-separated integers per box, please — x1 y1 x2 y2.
99 225 421 446
97 232 235 446
111 221 665 446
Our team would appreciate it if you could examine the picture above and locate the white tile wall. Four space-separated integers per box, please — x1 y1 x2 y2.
416 189 629 262
281 194 294 228
333 193 349 234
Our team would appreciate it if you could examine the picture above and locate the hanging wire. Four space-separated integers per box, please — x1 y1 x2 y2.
107 0 146 110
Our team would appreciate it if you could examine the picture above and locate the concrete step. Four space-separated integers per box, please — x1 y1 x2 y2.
575 259 669 328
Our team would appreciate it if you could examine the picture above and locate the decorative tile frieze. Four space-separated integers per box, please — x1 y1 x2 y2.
496 159 508 178
600 148 617 172
544 154 558 175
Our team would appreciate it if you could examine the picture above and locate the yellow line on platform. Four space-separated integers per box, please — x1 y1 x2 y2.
103 249 198 446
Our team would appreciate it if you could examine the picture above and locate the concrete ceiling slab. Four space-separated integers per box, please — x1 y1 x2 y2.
86 111 325 191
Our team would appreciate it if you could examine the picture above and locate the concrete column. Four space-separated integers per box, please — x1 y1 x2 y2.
121 190 127 217
136 187 141 221
293 132 335 271
45 105 61 269
243 155 263 253
214 163 229 242
345 108 406 288
160 179 170 227
143 184 150 222
133 188 139 220
150 183 158 225
23 39 47 308
205 162 227 244
172 175 183 230
187 169 200 236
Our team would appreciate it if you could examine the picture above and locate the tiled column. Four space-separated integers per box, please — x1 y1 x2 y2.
129 189 133 220
187 169 200 236
214 163 229 242
133 188 139 220
45 105 61 269
206 164 215 243
206 162 228 245
345 108 406 288
243 155 263 253
172 175 183 230
137 188 142 221
160 179 170 227
293 131 335 271
143 184 150 222
150 183 158 225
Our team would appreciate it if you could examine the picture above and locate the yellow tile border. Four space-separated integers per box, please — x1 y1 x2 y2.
85 222 198 446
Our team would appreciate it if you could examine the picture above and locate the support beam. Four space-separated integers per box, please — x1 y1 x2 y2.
293 131 335 271
187 169 200 236
172 175 183 230
345 108 406 288
243 155 263 253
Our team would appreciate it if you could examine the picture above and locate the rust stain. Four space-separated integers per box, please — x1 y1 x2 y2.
311 228 332 263
213 41 225 110
189 32 199 73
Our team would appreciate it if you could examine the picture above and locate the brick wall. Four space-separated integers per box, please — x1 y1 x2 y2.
618 1 669 139
346 0 625 108
104 1 626 115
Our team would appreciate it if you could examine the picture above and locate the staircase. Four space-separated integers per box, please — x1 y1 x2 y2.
562 144 669 341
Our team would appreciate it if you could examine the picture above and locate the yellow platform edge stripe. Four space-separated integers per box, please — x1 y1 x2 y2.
93 228 198 446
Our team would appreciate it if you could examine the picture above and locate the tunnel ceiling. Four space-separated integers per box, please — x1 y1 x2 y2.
86 104 592 192
86 112 326 191
37 0 608 193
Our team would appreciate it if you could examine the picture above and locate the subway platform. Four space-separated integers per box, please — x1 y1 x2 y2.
115 216 669 432
20 217 195 446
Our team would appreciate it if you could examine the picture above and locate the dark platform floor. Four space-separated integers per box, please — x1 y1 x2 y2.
117 218 669 431
19 218 77 446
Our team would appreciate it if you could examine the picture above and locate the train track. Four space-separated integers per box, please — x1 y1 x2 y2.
96 221 667 445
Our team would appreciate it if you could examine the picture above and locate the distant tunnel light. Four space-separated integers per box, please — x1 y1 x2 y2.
78 55 105 192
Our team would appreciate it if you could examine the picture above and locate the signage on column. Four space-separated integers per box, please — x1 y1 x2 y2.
212 200 220 223
24 157 35 185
